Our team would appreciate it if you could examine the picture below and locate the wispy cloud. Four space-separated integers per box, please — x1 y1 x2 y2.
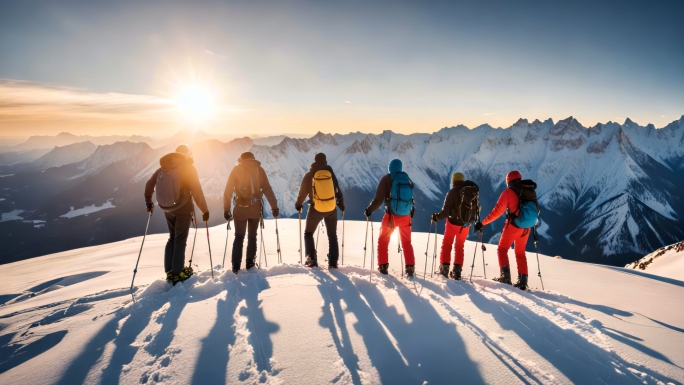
483 113 494 116
0 80 177 122
344 101 352 104
661 115 666 118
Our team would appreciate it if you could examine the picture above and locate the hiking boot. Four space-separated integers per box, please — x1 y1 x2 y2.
178 266 194 283
232 267 239 274
438 263 450 278
513 274 529 291
245 258 256 270
305 254 318 268
450 264 462 280
328 259 338 269
165 270 174 283
405 265 415 278
493 266 512 285
378 263 389 275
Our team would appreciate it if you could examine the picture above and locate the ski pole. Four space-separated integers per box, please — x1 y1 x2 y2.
341 211 345 265
189 210 198 268
481 233 487 280
468 230 480 283
130 212 152 297
261 225 269 267
398 233 404 276
431 222 438 277
315 222 322 249
298 208 303 264
424 221 433 279
534 227 545 290
275 217 282 264
369 220 375 282
259 213 268 268
222 222 231 269
363 216 370 269
205 221 215 278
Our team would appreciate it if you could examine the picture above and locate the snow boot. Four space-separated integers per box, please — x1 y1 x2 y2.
493 266 512 285
305 253 318 268
513 274 529 291
232 266 239 274
438 263 450 278
378 263 389 275
328 256 338 269
166 270 174 283
450 264 462 280
405 265 415 278
179 266 193 282
245 257 256 270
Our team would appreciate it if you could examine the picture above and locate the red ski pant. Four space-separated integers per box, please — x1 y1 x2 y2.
497 223 530 275
377 213 415 266
439 221 469 265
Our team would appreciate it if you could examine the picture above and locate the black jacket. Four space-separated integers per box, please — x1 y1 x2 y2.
434 180 478 226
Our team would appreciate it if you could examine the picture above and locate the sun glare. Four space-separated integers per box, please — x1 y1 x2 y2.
176 85 216 124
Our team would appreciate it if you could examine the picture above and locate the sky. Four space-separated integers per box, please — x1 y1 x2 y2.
0 0 682 138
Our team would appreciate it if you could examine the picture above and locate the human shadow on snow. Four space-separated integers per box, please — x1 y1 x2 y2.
456 281 681 384
53 271 281 385
354 276 487 384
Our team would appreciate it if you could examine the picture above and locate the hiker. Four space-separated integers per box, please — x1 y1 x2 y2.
430 172 479 280
364 159 416 277
223 152 279 274
475 170 540 290
294 153 345 268
144 144 209 284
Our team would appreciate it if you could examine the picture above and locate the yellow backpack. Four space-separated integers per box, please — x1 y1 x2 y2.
312 170 337 212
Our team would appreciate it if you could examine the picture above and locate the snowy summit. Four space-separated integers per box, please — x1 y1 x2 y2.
1 219 683 384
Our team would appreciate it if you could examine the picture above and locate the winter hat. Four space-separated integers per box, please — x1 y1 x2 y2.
239 152 255 161
314 153 327 164
388 159 402 174
451 172 465 185
176 144 193 158
506 170 522 184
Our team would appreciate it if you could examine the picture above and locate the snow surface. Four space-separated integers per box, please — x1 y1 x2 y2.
1 219 683 384
60 199 116 219
626 241 684 281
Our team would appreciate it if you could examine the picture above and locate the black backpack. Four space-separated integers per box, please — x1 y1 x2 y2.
452 181 479 225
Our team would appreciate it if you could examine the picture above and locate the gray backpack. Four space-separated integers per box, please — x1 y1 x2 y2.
156 169 187 212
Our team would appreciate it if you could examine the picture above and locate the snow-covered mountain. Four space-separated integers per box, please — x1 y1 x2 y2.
1 116 683 266
626 240 684 281
0 132 155 153
1 221 683 384
26 142 98 171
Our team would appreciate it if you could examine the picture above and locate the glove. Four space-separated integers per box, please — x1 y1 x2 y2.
202 211 210 222
295 203 303 212
145 202 154 213
338 203 345 213
474 221 483 232
224 210 233 222
364 208 372 218
272 208 279 218
430 213 438 222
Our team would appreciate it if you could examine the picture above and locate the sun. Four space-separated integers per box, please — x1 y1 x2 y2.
175 85 216 124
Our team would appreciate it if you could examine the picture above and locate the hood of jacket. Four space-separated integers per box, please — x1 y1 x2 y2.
388 159 402 174
310 161 331 173
160 152 193 170
239 158 262 170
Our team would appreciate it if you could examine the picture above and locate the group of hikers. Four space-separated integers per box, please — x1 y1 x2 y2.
144 145 541 291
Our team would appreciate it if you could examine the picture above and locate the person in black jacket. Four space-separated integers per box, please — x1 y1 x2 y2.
295 153 345 268
431 172 479 280
223 152 279 274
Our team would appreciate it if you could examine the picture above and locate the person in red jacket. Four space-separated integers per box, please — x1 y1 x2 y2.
475 170 530 289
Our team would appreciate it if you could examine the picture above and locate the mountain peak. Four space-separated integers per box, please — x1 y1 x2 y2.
624 117 636 126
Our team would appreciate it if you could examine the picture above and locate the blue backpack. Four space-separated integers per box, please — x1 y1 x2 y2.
388 172 414 216
507 179 540 229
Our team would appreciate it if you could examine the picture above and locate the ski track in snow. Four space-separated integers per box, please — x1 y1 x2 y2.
1 266 681 384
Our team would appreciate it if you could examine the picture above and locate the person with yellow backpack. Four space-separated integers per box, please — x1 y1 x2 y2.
295 153 345 268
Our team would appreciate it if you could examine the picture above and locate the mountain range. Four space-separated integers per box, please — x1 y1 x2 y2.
1 115 683 266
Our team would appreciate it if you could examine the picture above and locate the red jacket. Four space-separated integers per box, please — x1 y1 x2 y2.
482 188 518 226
